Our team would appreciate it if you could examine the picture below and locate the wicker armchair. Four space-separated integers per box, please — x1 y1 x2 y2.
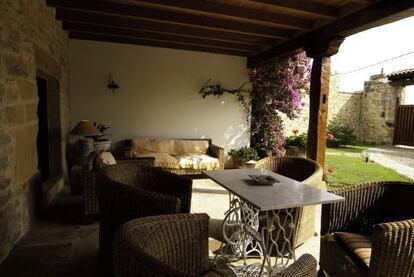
113 213 318 277
275 254 318 277
320 181 414 277
81 151 155 215
98 163 193 277
254 156 324 248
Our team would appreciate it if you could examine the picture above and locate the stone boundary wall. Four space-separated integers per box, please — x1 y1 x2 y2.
284 73 401 145
0 0 69 262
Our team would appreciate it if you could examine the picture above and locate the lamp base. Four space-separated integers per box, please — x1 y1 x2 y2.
76 138 94 164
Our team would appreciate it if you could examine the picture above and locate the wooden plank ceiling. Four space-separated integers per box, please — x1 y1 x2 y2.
47 0 411 61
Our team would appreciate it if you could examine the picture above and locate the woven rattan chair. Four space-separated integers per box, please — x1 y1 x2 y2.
113 213 318 277
319 181 414 277
81 151 155 215
254 156 324 248
98 163 193 277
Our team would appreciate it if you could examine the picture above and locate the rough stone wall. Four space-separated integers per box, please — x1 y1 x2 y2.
327 74 362 135
0 0 69 262
358 74 397 144
284 73 398 144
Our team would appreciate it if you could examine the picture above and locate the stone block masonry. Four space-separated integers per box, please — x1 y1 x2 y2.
284 73 402 145
0 0 70 262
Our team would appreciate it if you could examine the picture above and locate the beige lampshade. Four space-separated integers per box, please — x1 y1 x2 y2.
71 120 100 136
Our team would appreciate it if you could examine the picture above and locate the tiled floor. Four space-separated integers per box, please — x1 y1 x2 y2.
0 179 321 276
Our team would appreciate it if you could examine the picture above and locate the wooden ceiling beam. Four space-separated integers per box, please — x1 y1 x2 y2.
56 10 283 45
248 0 414 67
48 0 296 38
348 0 376 4
68 32 251 57
62 22 261 52
323 0 414 37
252 0 340 19
119 0 314 29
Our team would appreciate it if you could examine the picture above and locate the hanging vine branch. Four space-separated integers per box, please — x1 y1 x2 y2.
199 79 251 123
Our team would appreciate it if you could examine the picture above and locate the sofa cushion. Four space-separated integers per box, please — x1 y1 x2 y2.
174 140 209 155
135 152 179 169
132 139 176 155
175 153 220 170
335 232 372 267
95 151 117 169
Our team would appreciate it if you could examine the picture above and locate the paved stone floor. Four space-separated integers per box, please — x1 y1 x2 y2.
0 188 99 277
365 145 414 180
0 180 320 277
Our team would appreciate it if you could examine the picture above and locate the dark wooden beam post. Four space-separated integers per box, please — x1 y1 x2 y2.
305 37 344 167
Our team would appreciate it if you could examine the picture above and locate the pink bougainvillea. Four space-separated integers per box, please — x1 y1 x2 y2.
249 52 311 157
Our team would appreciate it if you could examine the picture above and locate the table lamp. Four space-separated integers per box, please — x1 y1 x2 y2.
71 120 100 163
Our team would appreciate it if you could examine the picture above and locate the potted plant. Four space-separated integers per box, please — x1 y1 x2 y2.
87 122 112 152
229 146 259 168
284 130 307 157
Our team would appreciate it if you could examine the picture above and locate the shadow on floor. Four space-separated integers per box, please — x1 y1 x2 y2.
0 186 99 277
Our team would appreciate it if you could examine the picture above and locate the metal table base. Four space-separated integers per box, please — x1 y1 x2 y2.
217 193 298 276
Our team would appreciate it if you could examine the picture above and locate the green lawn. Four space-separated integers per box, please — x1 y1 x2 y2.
325 145 413 190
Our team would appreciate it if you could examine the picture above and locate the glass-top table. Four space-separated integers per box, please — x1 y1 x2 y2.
203 168 344 276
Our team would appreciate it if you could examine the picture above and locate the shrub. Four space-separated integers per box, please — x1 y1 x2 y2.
229 146 259 162
285 132 307 151
327 121 357 147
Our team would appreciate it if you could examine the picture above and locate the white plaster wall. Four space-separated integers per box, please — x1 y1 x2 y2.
69 40 250 156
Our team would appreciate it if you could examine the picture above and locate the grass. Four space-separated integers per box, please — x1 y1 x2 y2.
325 144 372 154
325 145 413 190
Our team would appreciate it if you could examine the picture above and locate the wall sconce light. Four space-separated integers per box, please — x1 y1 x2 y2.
107 74 119 93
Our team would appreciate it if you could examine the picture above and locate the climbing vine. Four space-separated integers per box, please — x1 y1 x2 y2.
199 79 251 123
199 52 311 157
249 52 311 157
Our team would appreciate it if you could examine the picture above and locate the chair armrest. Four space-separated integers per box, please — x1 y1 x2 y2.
274 254 317 277
303 161 323 188
137 187 182 216
82 170 98 215
208 144 225 169
113 213 210 277
321 182 387 234
150 168 193 213
99 180 181 223
117 156 155 166
81 152 98 213
98 177 181 275
254 156 274 171
369 219 414 276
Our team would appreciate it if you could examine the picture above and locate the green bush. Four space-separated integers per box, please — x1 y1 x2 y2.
229 146 259 162
284 133 307 151
327 121 357 147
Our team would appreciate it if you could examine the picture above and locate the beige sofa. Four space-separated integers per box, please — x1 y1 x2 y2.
125 138 224 175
